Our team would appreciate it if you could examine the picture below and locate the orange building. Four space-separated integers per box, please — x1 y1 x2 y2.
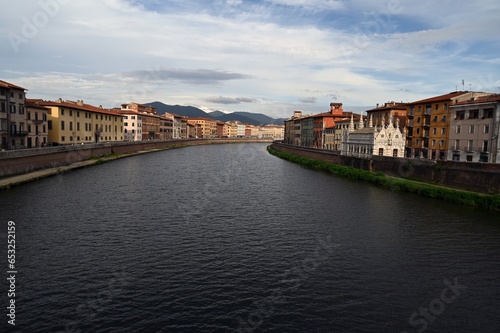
406 91 490 159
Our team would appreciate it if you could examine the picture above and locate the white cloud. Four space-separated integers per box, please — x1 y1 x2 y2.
0 0 499 118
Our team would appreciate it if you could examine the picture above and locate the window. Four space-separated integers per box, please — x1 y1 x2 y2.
124 122 128 126
43 114 47 121
443 103 448 110
466 155 473 162
433 128 437 135
416 128 420 135
0 101 5 112
10 104 16 113
484 125 490 134
456 125 461 134
454 140 460 150
61 136 65 142
69 136 73 142
393 149 398 157
431 140 436 146
69 122 73 131
433 116 438 122
124 116 128 120
483 141 488 152
61 121 65 130
469 110 479 119
441 128 446 135
417 117 421 123
456 111 465 120
131 116 136 119
69 110 72 116
77 122 80 131
442 116 447 122
61 109 64 116
77 111 80 117
438 140 444 146
483 108 494 119
378 148 384 156
469 125 475 134
468 140 474 151
43 125 46 133
435 104 439 110
27 112 31 120
48 120 52 130
19 106 24 114
415 139 419 146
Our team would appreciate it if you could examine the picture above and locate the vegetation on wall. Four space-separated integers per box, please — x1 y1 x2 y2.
267 145 500 211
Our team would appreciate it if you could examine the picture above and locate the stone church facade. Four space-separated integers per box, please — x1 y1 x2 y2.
341 114 405 158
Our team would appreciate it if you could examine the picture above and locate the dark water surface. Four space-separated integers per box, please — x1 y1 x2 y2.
1 143 499 332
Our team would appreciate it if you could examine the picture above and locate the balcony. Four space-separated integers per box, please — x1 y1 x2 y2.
10 130 28 137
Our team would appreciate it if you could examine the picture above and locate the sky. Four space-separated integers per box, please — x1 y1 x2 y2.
1 0 500 118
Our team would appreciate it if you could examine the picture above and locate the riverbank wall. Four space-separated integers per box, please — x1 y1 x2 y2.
271 142 500 195
0 139 272 179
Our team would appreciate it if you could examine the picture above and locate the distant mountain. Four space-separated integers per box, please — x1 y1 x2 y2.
146 101 284 126
232 111 286 125
215 113 258 125
208 111 226 118
147 102 209 118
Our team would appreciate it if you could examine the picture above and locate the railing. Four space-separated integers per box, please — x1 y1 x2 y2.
10 130 29 136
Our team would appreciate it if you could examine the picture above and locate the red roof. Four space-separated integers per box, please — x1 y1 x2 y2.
31 99 122 116
410 91 469 104
454 94 500 105
366 102 408 112
0 79 27 91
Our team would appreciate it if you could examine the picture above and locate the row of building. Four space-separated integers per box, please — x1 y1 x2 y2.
284 91 500 163
0 80 284 150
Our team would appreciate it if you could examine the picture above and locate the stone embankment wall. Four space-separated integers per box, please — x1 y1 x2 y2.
271 143 500 195
0 139 271 178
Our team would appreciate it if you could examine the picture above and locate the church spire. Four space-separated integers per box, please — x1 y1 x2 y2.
359 113 364 129
369 115 373 128
349 113 355 132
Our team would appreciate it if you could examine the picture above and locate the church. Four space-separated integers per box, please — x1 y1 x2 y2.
341 113 406 158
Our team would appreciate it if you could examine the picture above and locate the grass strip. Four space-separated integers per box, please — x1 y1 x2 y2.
267 145 500 211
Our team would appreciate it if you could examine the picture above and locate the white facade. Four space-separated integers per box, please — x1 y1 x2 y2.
342 114 405 158
122 113 142 141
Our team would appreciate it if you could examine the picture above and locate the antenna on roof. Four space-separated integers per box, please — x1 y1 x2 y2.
462 79 465 91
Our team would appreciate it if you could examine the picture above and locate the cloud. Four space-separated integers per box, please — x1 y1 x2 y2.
119 68 251 85
297 97 317 103
205 96 258 104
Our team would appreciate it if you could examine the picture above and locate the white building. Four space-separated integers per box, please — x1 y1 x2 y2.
120 110 142 141
342 114 405 158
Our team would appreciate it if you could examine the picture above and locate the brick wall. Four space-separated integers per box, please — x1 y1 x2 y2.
272 143 500 195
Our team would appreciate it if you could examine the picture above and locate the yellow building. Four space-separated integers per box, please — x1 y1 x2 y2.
35 98 124 144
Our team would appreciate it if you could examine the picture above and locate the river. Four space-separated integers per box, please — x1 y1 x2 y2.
1 143 499 332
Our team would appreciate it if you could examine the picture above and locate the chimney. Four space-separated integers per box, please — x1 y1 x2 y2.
77 100 84 106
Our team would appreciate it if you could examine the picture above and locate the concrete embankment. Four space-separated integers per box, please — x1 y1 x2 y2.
0 139 271 189
270 142 500 195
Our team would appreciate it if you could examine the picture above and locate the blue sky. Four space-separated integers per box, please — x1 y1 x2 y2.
1 0 499 118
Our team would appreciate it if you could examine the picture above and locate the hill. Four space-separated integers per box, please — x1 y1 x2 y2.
146 101 285 125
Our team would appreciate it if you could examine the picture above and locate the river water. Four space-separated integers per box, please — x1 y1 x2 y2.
1 143 499 332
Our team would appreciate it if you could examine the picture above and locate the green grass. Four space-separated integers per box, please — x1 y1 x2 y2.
267 145 500 211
